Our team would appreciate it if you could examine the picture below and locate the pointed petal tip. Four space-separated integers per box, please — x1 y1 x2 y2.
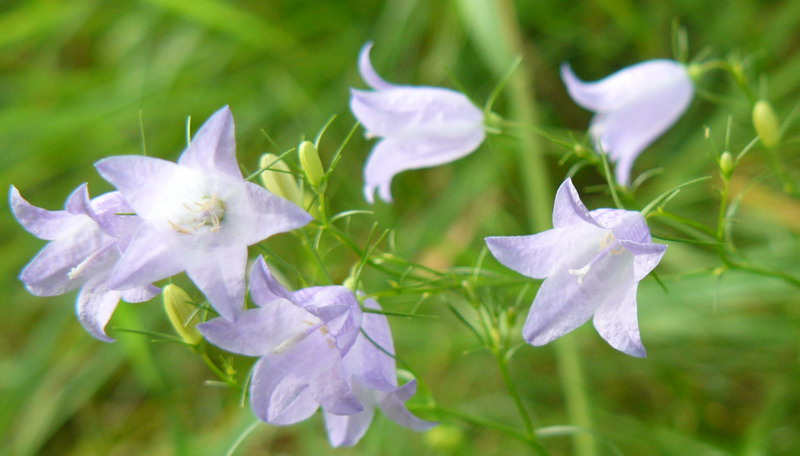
357 41 393 91
363 184 376 204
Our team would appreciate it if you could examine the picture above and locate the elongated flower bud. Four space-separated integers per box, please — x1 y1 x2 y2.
163 284 202 345
719 151 734 180
298 141 325 187
258 153 303 206
752 100 781 148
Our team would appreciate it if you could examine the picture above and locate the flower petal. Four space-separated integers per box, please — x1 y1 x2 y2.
562 61 693 186
178 106 242 179
377 381 436 431
362 132 485 203
324 407 376 447
65 183 92 215
357 42 395 91
108 224 186 291
311 357 363 415
241 182 311 245
121 284 160 303
293 285 362 354
619 240 667 281
344 299 397 390
593 284 646 357
88 192 140 240
523 247 635 346
590 82 693 185
198 303 312 356
21 230 112 296
561 60 690 113
350 88 483 139
552 178 596 228
589 208 651 243
249 256 292 306
95 156 180 219
486 229 572 280
250 357 319 425
185 246 248 321
76 274 121 342
10 186 78 241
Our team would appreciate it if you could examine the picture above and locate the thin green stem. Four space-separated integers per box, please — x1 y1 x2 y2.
490 2 593 454
554 337 595 456
495 352 534 436
198 349 240 390
300 228 332 284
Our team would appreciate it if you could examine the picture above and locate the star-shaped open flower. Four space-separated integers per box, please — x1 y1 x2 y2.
350 42 486 203
562 60 694 186
198 257 363 424
95 106 311 321
11 184 158 341
324 299 436 446
485 178 667 357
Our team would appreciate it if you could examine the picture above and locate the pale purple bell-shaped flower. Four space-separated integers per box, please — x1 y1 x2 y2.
562 60 694 186
486 178 667 357
95 106 311 321
324 299 435 446
350 42 486 203
10 184 158 341
198 257 364 424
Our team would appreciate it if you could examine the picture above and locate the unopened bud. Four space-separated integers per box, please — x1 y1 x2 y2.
752 100 781 148
298 141 325 187
163 284 202 345
484 111 503 132
342 276 358 291
719 151 734 179
258 153 303 206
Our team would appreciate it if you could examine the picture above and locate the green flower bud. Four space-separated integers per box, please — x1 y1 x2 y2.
258 153 303 206
484 111 504 132
163 284 202 345
342 276 358 291
719 151 734 180
298 141 325 187
752 100 781 148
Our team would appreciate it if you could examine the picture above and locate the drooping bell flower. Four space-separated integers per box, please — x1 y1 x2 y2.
95 106 311 321
324 299 435 446
485 178 667 357
10 184 158 341
198 257 363 424
350 42 486 203
561 60 694 186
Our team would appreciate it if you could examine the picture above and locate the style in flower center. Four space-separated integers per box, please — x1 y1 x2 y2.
272 319 335 355
168 194 226 235
568 231 625 284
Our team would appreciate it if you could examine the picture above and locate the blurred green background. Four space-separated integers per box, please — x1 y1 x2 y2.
2 0 800 455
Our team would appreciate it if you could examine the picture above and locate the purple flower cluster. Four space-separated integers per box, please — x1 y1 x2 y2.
11 105 432 446
11 42 682 447
200 257 434 445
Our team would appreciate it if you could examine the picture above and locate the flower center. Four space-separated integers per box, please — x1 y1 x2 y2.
568 231 624 284
168 194 226 235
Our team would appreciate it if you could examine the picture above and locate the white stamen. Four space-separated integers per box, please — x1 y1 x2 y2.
568 265 590 285
68 243 113 280
566 231 625 285
168 194 226 234
272 321 325 354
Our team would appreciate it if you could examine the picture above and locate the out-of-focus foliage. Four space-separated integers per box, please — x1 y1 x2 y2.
2 0 800 455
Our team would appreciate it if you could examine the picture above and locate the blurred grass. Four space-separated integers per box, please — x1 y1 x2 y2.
2 0 800 455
